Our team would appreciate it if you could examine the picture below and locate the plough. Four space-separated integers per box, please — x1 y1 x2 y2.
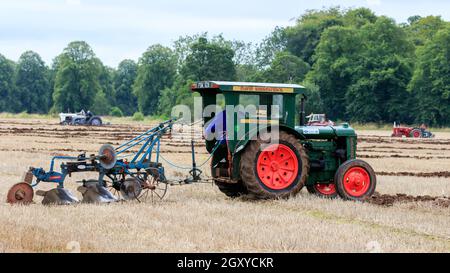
6 119 206 205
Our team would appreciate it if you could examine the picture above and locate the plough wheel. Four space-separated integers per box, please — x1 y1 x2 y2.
139 176 168 202
7 183 34 205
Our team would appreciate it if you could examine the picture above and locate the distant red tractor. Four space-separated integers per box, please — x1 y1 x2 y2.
391 123 435 138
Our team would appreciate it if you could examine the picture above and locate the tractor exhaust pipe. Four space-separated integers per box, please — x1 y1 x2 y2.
300 96 306 126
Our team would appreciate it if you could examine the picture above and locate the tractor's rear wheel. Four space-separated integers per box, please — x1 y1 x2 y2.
214 181 248 198
410 128 423 138
335 159 376 201
90 117 102 126
307 183 338 198
240 131 309 199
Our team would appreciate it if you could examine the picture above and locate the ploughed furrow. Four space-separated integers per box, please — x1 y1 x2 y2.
359 137 450 145
358 154 450 160
365 192 450 208
377 171 450 178
359 145 450 151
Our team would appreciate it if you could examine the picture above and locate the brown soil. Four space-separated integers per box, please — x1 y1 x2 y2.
358 154 450 160
365 192 450 208
376 171 450 178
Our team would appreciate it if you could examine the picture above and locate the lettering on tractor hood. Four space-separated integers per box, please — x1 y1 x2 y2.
296 125 357 138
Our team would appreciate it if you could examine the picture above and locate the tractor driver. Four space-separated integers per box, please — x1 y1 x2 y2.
204 110 227 145
86 110 93 120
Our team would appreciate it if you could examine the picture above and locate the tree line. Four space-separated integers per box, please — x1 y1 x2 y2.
0 7 449 126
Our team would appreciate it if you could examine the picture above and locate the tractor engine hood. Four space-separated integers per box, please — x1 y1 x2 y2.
295 124 357 139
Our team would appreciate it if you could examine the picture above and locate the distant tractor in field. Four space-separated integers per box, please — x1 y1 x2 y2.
60 110 103 126
392 122 434 138
306 114 335 126
192 81 377 200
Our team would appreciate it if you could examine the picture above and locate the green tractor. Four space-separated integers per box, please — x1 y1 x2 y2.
192 81 376 201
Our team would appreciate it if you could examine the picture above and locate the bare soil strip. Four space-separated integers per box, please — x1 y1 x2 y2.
377 171 450 178
359 136 450 145
360 145 450 151
366 192 450 208
359 154 450 160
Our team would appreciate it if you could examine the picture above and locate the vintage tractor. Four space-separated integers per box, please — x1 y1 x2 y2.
392 122 434 138
306 113 335 126
192 81 376 200
60 110 103 126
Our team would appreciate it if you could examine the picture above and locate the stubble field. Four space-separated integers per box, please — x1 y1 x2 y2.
0 118 449 253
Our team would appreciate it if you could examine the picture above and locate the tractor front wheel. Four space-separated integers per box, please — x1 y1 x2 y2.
335 159 376 201
240 131 309 199
307 183 338 198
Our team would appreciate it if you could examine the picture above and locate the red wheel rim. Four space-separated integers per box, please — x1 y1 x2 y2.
343 167 371 197
314 183 336 196
413 131 421 138
7 183 34 204
256 144 299 190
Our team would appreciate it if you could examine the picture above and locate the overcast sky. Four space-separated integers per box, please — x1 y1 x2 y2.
0 0 449 67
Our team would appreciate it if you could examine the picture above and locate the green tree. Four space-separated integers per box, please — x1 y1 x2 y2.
133 45 177 116
114 59 138 116
90 90 110 115
53 41 102 113
157 77 193 117
181 37 236 81
12 51 50 113
345 17 414 123
308 26 361 119
406 16 448 47
263 51 310 83
310 17 414 122
409 26 450 126
99 65 115 109
298 81 324 117
255 27 288 68
158 37 238 117
0 54 15 112
343 8 377 28
284 7 344 64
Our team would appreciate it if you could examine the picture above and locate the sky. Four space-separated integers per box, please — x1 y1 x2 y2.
0 0 449 67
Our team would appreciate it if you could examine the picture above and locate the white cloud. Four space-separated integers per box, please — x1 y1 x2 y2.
366 0 381 6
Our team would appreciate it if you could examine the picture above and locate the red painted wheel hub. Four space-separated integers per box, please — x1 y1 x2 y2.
7 183 34 204
343 167 371 197
314 183 336 196
413 131 421 138
256 144 299 190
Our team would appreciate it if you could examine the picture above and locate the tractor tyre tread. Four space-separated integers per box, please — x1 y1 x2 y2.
214 181 248 198
239 131 309 199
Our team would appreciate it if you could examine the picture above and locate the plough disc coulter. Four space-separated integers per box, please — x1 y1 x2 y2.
7 120 176 205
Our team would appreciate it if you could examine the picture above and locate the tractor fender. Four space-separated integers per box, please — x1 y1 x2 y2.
233 125 305 156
